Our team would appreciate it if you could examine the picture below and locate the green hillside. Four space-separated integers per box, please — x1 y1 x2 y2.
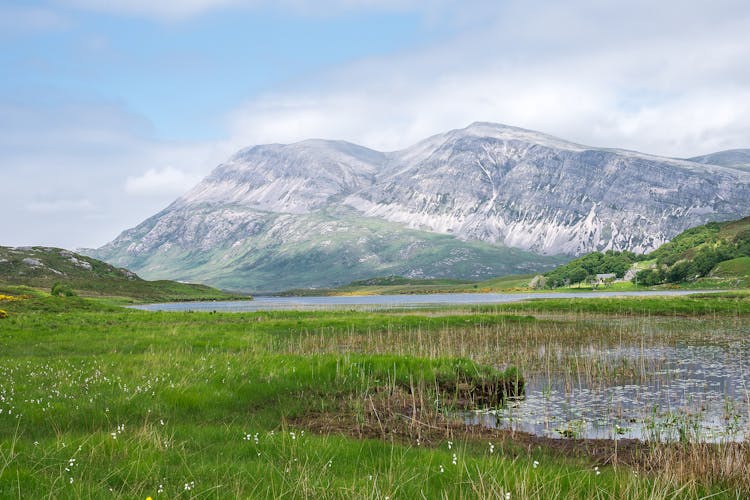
92 209 567 294
711 257 750 278
0 246 248 303
634 216 750 287
543 216 750 288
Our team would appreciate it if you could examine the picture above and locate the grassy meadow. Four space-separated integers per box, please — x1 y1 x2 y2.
1 291 749 498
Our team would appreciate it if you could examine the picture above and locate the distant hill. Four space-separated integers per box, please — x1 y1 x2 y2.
543 216 750 287
688 149 750 172
0 246 247 303
88 209 566 294
639 216 750 284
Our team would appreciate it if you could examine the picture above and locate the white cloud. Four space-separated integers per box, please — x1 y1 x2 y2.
0 99 227 248
223 0 750 157
125 166 202 196
46 0 750 157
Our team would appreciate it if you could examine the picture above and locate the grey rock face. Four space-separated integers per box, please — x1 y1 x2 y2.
347 123 750 255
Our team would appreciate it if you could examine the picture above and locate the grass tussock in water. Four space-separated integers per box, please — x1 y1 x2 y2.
0 291 748 497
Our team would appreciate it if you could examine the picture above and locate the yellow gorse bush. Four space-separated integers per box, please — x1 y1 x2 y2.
0 310 8 319
0 294 28 302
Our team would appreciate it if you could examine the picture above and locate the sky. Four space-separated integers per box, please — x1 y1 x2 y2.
2 0 749 249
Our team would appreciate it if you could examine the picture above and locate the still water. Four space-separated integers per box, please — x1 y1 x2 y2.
132 290 714 312
468 340 750 442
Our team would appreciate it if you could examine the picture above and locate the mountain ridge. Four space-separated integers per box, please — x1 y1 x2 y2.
688 148 750 172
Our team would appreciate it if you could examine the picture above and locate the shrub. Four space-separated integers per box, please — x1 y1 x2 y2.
0 294 27 302
51 282 76 297
0 310 8 319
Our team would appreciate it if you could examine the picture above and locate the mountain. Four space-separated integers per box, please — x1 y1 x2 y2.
688 149 750 172
0 246 245 302
89 123 750 293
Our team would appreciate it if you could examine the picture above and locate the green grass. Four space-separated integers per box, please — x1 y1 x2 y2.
280 270 745 297
712 257 750 277
470 291 750 316
0 293 748 497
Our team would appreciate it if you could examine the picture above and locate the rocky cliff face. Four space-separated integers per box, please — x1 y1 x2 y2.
90 122 750 292
346 123 750 255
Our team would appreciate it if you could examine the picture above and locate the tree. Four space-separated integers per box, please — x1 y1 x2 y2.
667 261 694 283
529 275 546 289
634 269 663 286
568 266 588 286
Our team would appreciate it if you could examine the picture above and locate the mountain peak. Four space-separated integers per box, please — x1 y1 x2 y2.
230 138 382 162
178 136 384 214
464 121 526 132
447 121 588 151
